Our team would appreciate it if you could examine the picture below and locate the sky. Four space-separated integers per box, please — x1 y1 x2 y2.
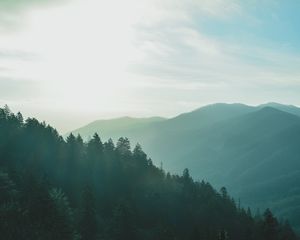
0 0 300 133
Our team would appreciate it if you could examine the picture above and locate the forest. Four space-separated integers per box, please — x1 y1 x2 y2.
0 104 298 240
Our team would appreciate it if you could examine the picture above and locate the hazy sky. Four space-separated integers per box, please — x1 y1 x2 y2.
0 0 300 133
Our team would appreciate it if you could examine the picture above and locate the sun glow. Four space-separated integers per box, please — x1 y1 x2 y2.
2 0 300 132
0 0 151 120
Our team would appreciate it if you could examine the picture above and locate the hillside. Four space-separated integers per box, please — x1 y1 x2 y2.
259 103 300 117
180 107 300 231
2 106 298 240
69 116 166 141
71 103 300 232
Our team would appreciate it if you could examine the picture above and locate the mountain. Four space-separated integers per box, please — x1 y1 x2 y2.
3 106 297 240
69 116 166 141
161 103 255 129
71 103 300 232
179 107 300 228
260 102 300 117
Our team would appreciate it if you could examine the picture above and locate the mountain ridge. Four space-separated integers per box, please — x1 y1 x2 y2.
70 102 300 138
69 102 300 232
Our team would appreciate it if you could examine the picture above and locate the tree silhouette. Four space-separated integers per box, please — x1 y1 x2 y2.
79 186 98 240
262 209 279 240
0 105 298 240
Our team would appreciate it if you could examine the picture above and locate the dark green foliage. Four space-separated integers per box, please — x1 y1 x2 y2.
0 106 298 240
280 221 298 240
79 186 97 240
109 202 137 240
49 188 78 240
262 209 279 240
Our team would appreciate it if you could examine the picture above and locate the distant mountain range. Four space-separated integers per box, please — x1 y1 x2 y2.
69 103 300 232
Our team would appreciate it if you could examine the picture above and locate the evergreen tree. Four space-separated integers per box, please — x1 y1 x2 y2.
0 170 23 240
0 106 298 240
280 221 297 240
116 137 131 157
79 186 98 240
87 133 103 157
110 202 137 240
262 209 279 240
87 133 104 187
49 188 77 240
220 186 228 199
219 229 229 240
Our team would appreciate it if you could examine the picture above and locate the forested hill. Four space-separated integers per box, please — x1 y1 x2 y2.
0 105 298 240
70 103 300 232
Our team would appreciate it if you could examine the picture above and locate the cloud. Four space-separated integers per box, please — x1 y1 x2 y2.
130 0 245 78
0 0 299 131
0 0 68 29
0 77 40 100
0 49 37 60
0 0 65 10
129 0 300 89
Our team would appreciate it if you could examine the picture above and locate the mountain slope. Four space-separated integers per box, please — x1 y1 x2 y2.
260 102 300 117
71 103 300 232
3 106 297 240
68 116 166 140
155 103 255 131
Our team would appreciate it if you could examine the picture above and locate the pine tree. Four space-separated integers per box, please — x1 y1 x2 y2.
49 188 77 240
262 209 279 240
110 202 137 240
280 220 297 240
79 186 98 240
132 143 148 168
116 137 131 157
0 170 23 239
220 187 228 199
87 133 103 156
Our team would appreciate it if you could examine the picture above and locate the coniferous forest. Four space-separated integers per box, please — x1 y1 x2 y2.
0 105 298 240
